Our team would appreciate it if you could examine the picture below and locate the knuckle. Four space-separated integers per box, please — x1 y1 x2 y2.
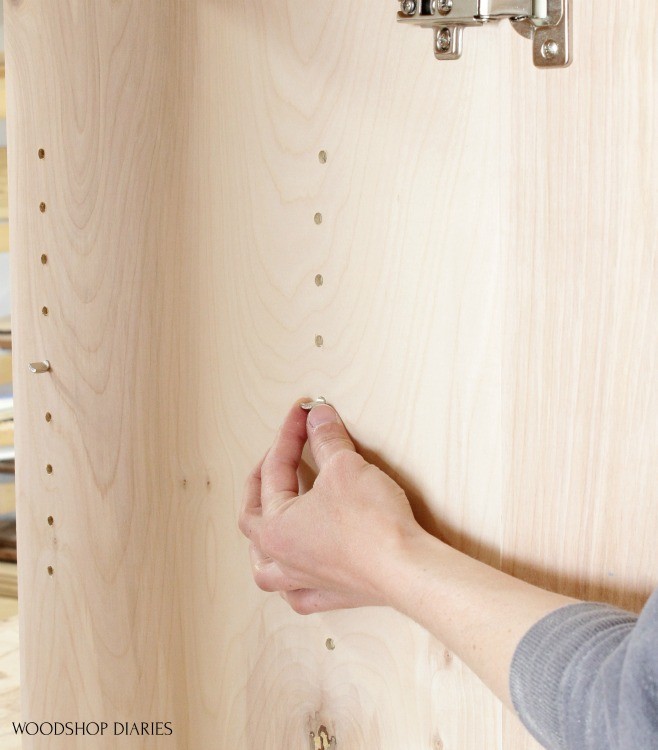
253 569 276 592
258 522 279 558
258 519 286 560
325 448 365 478
290 598 313 615
238 510 258 539
317 432 354 454
289 591 321 615
354 458 380 481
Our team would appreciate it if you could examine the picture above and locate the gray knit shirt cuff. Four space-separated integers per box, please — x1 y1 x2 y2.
509 600 642 750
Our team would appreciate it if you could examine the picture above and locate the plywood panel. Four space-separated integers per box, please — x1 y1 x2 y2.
7 2 506 748
6 1 656 749
500 4 658 746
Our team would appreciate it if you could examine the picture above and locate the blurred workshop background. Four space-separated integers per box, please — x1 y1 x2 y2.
0 9 15 594
0 6 22 749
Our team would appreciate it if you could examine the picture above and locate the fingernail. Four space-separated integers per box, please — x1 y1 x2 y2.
307 404 339 430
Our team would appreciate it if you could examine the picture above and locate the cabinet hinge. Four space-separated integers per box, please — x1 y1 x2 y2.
397 0 572 68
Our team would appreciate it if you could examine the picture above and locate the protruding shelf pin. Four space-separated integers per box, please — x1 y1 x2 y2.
300 396 327 411
28 360 51 374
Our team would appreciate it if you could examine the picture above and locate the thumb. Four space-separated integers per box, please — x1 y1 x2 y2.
306 403 356 469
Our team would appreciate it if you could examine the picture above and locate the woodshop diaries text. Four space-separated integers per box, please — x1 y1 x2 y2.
12 721 174 736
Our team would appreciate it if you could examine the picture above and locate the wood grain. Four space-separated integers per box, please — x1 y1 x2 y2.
5 1 656 749
500 5 658 745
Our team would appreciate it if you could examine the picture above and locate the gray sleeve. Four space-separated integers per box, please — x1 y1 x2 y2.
509 588 658 750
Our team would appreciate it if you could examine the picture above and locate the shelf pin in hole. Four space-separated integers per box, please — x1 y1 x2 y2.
28 360 51 374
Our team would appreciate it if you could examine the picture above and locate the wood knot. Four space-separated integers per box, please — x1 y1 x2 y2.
310 725 336 749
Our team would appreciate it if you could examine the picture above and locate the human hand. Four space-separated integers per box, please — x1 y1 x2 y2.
238 399 423 615
240 401 583 716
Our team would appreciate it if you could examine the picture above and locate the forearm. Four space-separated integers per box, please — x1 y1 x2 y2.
378 530 579 712
245 400 656 746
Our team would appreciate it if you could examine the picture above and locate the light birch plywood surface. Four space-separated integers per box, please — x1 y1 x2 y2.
5 1 657 749
500 5 658 746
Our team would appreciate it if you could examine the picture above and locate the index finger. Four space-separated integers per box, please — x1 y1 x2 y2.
261 398 309 509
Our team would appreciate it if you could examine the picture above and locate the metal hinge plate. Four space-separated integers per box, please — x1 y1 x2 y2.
309 726 337 750
397 0 572 68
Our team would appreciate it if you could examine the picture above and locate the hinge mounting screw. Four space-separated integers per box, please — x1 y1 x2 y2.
397 0 572 69
540 39 559 59
436 27 452 52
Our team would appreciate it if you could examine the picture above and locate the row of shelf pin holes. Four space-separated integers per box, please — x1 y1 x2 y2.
316 154 335 644
314 150 336 746
315 150 326 348
34 146 338 745
31 147 55 577
30 149 341 595
32 147 342 750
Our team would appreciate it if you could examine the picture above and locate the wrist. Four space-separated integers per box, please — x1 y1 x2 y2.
370 526 449 613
